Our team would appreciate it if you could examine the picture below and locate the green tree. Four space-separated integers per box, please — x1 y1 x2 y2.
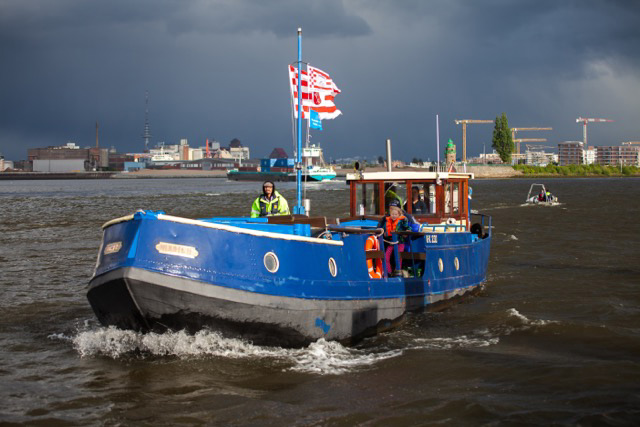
492 113 514 163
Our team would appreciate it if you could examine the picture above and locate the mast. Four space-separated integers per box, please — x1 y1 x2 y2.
436 114 441 173
294 28 305 214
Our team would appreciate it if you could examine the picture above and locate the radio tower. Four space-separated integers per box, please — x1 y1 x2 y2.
142 91 152 153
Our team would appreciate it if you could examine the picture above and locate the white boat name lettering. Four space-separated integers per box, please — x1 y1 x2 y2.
425 235 438 244
155 242 199 258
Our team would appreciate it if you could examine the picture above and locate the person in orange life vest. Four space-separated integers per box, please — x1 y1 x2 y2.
377 200 411 274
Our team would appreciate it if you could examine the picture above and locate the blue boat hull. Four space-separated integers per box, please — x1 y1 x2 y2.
87 211 491 346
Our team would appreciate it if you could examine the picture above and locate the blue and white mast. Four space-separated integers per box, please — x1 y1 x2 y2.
293 27 305 215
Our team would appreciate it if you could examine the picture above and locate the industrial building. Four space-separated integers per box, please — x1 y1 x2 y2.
28 142 109 172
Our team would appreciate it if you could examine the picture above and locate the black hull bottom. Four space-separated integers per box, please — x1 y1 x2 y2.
88 268 482 348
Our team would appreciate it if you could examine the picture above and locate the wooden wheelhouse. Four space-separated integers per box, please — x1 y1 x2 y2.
345 171 473 229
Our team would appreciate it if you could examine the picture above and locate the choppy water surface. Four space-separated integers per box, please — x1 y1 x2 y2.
1 177 639 425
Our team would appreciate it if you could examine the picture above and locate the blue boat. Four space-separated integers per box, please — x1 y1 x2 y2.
87 168 491 346
86 29 491 347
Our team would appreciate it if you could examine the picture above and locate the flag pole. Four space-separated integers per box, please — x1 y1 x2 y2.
436 114 440 171
294 28 305 215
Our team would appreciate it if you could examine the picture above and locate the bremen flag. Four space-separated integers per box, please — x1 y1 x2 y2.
289 64 342 120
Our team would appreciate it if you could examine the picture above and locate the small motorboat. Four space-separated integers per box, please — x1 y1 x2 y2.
525 183 559 205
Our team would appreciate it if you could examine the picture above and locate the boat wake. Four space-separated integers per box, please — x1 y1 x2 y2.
55 326 402 375
51 309 555 373
402 308 558 351
519 202 563 207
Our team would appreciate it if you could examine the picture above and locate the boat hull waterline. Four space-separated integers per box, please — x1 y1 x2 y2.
87 211 491 347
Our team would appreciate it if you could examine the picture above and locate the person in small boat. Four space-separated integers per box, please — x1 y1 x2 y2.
378 200 411 275
404 186 428 214
538 189 546 202
250 181 290 218
545 189 554 202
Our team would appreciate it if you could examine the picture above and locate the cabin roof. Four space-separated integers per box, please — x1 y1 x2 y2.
345 171 474 182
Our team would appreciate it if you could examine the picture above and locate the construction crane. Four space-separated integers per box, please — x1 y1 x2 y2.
576 117 613 146
511 127 553 154
454 119 493 162
525 144 551 152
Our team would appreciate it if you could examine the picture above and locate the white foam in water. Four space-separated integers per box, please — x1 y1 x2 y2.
509 234 518 241
69 327 403 375
287 339 402 374
407 309 560 351
506 308 558 327
64 310 556 372
412 334 499 350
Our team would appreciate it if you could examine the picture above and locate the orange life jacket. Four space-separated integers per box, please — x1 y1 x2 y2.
384 215 406 236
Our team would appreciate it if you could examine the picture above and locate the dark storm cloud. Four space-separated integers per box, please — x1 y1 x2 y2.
163 0 371 38
0 0 638 162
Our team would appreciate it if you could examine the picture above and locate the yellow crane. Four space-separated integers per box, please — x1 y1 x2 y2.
454 119 493 162
511 127 553 154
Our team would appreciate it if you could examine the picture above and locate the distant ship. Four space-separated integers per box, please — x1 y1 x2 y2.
227 144 336 182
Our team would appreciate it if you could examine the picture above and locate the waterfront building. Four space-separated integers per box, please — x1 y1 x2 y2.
595 145 640 166
525 149 556 166
585 146 596 165
28 142 109 172
269 148 289 158
476 151 504 164
108 153 136 171
228 138 250 161
558 141 585 166
0 155 13 171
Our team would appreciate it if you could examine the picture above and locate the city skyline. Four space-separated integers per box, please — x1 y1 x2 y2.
1 1 639 161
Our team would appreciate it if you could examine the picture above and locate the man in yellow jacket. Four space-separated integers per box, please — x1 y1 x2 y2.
250 181 290 218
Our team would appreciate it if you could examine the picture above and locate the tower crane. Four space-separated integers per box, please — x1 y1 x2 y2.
525 144 551 152
510 127 552 154
454 119 493 162
576 117 613 146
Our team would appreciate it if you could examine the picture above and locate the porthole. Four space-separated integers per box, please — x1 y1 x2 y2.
454 257 460 271
438 258 444 273
328 257 338 277
264 252 279 273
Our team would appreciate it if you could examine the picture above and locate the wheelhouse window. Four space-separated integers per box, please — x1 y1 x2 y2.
383 181 406 212
444 181 461 216
355 183 381 215
405 182 436 216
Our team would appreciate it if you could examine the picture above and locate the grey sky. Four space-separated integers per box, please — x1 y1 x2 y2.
1 0 639 162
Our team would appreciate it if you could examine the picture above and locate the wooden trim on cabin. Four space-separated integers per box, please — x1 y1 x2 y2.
267 215 338 227
348 177 471 227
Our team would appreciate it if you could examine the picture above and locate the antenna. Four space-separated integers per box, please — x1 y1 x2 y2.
142 91 152 153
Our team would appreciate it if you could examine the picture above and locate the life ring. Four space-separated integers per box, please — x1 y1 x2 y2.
365 235 383 279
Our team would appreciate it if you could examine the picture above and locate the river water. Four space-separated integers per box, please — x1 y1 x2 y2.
1 177 639 425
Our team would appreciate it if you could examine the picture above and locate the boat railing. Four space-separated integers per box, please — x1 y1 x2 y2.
470 212 492 238
328 225 383 235
418 223 467 233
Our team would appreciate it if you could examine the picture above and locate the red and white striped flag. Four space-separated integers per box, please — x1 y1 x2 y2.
289 64 342 120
